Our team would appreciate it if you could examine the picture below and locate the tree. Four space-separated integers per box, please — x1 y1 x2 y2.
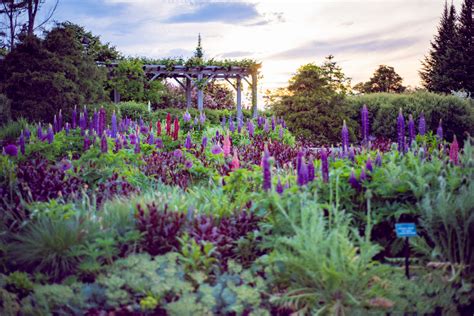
455 0 474 93
271 57 355 144
0 0 58 51
194 33 203 59
354 65 406 93
420 2 461 92
1 24 106 122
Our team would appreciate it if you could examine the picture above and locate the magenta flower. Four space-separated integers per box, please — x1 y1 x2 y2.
449 135 459 165
3 144 18 157
262 147 272 191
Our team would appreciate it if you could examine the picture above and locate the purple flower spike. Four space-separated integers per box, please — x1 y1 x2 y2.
297 158 308 187
134 139 141 154
47 125 54 144
155 138 163 149
408 114 415 148
418 112 426 136
84 134 91 151
436 119 443 140
229 120 235 133
341 120 349 152
375 151 382 167
184 133 192 149
321 148 329 183
361 104 369 145
183 111 191 123
100 133 108 153
366 157 373 172
3 144 18 157
65 123 70 136
19 132 25 155
194 117 198 126
308 159 315 182
247 120 254 137
115 137 122 152
276 177 284 195
111 111 118 138
271 116 276 130
201 136 208 150
24 127 30 141
148 132 154 145
263 119 269 133
72 106 77 129
211 142 223 155
349 146 355 162
397 109 405 153
199 112 206 125
37 123 43 139
221 116 226 128
279 127 283 139
349 169 360 190
262 147 272 191
53 115 58 133
58 110 63 131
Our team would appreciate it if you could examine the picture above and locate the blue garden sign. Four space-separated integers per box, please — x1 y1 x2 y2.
395 223 417 238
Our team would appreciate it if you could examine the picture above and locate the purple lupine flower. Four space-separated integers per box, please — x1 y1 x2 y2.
47 125 54 144
360 167 367 182
276 177 284 195
229 120 235 133
173 149 183 158
93 110 98 132
84 134 91 151
59 159 72 172
58 110 63 131
279 127 283 139
3 144 18 157
129 134 137 145
296 150 304 173
262 147 272 191
221 116 226 129
281 119 286 129
247 120 254 137
185 160 193 169
37 123 43 139
271 116 276 130
237 119 243 134
361 104 369 145
211 142 223 155
349 169 360 190
146 131 153 145
194 117 198 126
111 111 118 138
19 132 25 155
65 123 70 136
263 119 269 133
341 120 349 152
115 136 122 152
72 106 77 129
366 157 373 172
297 158 308 187
375 151 382 167
199 112 206 124
53 115 58 133
139 117 144 128
100 133 108 153
321 148 329 183
408 114 415 148
349 146 355 162
397 109 405 153
134 138 141 154
83 106 88 125
201 136 208 150
184 133 192 149
308 158 315 182
99 108 106 135
436 119 443 140
257 116 264 128
418 112 426 136
183 111 191 123
155 138 163 149
24 127 30 141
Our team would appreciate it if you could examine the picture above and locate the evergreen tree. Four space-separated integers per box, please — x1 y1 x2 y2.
194 33 203 59
420 2 460 92
455 0 474 93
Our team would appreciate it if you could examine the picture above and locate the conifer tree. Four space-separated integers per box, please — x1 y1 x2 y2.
420 2 460 92
455 0 474 93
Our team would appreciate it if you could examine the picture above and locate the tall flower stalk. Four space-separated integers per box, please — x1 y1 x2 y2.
418 112 426 136
397 109 405 153
341 120 349 153
321 148 329 183
262 146 272 191
408 114 415 148
361 105 369 145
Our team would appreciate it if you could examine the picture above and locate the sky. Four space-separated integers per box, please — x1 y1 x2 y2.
52 0 464 104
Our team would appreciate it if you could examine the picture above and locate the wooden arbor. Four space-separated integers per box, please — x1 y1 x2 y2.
143 65 258 120
101 62 259 120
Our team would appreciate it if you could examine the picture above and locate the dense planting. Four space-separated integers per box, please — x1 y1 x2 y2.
0 105 473 315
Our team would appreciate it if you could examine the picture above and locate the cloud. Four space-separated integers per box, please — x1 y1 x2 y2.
166 2 260 24
271 34 421 60
219 51 254 58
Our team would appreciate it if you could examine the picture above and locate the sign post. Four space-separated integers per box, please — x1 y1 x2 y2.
395 223 417 279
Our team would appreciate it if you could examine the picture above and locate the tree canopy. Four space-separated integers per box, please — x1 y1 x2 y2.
354 65 406 93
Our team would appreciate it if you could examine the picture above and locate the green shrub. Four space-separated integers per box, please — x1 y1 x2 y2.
117 101 150 121
0 94 11 125
346 91 474 143
0 118 28 145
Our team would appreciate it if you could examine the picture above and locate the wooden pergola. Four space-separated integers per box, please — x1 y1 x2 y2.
101 62 259 120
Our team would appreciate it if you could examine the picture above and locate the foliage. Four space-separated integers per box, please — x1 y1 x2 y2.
1 25 106 122
354 65 406 93
116 100 149 121
0 94 11 125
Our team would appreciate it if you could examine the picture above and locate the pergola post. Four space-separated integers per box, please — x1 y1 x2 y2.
251 72 258 118
236 76 242 123
186 78 192 110
197 73 204 112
